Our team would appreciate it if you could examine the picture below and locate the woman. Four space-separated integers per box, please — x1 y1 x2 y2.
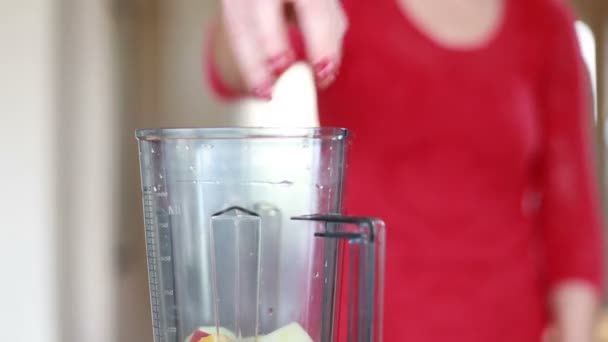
205 0 604 340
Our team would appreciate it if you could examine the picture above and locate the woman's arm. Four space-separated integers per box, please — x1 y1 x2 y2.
537 1 604 340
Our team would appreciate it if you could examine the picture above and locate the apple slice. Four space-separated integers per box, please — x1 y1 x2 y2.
258 322 313 342
185 327 237 342
190 330 210 342
198 327 237 340
200 335 231 342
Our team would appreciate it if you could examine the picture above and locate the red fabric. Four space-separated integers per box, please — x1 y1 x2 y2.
205 0 604 340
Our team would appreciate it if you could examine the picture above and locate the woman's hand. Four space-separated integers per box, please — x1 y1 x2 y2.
545 280 600 342
217 0 348 99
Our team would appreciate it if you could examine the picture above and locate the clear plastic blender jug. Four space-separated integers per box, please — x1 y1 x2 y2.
136 128 385 342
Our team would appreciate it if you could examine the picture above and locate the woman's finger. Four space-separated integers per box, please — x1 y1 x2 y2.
221 0 275 99
294 0 348 88
254 0 295 77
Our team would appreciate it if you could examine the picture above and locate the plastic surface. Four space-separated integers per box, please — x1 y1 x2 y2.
136 127 384 342
137 128 348 341
292 215 385 342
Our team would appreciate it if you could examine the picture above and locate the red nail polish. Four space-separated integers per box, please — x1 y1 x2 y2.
313 58 337 87
253 82 273 101
267 51 295 76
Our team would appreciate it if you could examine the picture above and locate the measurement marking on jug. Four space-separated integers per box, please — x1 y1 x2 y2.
143 190 164 341
142 188 178 342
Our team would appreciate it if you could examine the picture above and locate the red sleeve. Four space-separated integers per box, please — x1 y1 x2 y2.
203 21 307 101
537 1 604 295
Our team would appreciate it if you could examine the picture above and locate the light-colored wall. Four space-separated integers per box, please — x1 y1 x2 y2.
1 1 122 340
55 0 119 341
0 1 59 341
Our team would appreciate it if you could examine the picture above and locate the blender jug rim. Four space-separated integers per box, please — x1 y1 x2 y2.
135 127 348 141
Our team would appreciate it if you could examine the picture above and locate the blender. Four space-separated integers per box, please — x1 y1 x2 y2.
136 128 385 342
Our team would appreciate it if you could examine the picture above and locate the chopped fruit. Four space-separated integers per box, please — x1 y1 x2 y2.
259 322 313 342
185 323 312 342
199 327 237 340
200 335 231 342
185 327 237 342
190 330 210 342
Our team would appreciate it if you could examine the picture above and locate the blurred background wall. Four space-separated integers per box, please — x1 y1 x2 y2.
0 0 607 341
0 1 59 341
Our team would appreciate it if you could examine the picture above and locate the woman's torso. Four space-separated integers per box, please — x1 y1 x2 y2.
317 0 554 340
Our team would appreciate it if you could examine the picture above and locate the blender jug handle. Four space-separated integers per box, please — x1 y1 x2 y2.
292 215 386 342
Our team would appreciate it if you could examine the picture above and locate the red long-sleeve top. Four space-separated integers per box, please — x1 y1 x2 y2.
206 0 604 340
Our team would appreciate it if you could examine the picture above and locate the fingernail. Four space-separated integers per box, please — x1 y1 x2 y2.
318 71 337 89
313 57 337 88
267 51 295 76
252 81 273 101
